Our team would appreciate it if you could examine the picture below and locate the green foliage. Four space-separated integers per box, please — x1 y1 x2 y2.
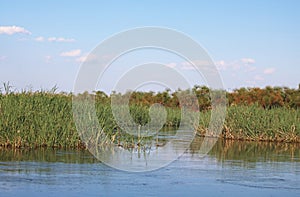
0 91 79 148
223 104 300 142
0 84 299 148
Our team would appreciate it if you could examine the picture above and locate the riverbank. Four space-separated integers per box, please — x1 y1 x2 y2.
0 88 299 149
197 105 300 143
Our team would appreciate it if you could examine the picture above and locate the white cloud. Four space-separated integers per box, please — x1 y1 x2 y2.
263 68 276 74
215 60 227 70
181 64 196 70
76 54 88 62
0 25 31 35
48 37 75 42
60 49 81 57
179 61 194 70
165 63 176 68
76 54 98 63
0 56 6 61
215 60 240 70
241 58 255 64
215 58 256 72
35 36 75 43
35 36 44 42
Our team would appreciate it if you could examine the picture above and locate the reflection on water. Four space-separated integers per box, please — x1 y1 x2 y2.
195 137 300 163
0 148 98 163
0 137 300 197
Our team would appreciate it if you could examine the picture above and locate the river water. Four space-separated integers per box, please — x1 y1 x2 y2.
0 138 299 196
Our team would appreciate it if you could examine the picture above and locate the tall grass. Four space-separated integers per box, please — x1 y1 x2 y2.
0 92 79 148
223 104 300 142
0 91 299 149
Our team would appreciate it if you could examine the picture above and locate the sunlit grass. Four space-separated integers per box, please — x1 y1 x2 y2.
0 90 299 149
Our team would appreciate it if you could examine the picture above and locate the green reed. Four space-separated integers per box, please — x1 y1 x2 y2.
0 91 299 149
0 92 79 148
223 104 300 142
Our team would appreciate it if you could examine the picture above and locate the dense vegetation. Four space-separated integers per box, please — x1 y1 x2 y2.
0 83 299 148
123 84 300 109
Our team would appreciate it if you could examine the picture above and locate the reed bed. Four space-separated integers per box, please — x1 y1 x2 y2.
223 104 300 142
0 91 299 149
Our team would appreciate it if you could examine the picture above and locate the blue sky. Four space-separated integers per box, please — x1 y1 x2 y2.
0 0 299 92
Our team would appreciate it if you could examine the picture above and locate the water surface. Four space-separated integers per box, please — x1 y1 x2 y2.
0 138 299 196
